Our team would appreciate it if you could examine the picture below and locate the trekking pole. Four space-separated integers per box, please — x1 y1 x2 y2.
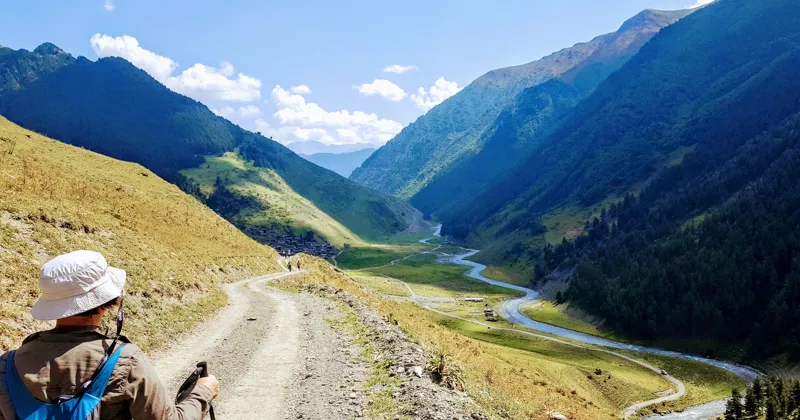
176 362 216 420
197 362 217 420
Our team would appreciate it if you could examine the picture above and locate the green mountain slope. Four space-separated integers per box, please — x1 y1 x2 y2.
565 113 800 359
447 0 800 243
411 78 585 219
443 0 800 358
350 8 692 200
300 148 375 177
0 48 413 246
0 43 75 93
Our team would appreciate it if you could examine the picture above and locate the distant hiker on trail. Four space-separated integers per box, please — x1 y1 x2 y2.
288 261 293 272
0 250 219 420
297 261 301 270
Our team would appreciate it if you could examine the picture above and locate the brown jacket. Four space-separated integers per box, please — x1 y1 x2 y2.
0 326 211 420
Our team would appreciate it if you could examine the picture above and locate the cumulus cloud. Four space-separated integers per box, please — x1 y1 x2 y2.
354 79 407 102
237 105 262 118
212 106 235 118
168 62 261 102
104 0 116 12
215 105 262 119
290 85 311 94
690 0 715 7
410 77 461 111
383 64 418 74
265 85 403 146
90 34 261 102
90 34 177 81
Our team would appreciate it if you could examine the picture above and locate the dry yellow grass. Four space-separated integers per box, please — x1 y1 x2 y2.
279 259 684 420
0 116 280 351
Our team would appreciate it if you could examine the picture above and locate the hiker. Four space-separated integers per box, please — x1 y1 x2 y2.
288 261 293 272
0 250 219 420
296 260 301 270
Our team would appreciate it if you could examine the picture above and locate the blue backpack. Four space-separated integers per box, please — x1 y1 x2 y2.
5 344 126 420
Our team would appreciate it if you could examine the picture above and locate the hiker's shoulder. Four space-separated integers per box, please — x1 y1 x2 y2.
120 341 144 357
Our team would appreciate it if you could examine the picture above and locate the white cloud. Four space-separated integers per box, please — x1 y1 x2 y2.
265 85 403 146
411 77 461 111
167 62 261 102
383 64 418 74
354 79 407 102
690 0 715 8
90 34 261 102
290 85 311 95
104 0 116 12
90 34 177 81
212 106 235 118
213 105 262 120
237 105 262 118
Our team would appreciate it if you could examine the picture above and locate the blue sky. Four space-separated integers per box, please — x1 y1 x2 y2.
0 0 709 153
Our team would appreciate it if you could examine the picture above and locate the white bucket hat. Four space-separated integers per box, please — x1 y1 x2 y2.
32 250 126 321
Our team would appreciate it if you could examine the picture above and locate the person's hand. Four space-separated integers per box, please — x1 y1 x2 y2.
198 374 219 400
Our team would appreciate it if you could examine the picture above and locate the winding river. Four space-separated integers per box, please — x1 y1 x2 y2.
423 224 761 419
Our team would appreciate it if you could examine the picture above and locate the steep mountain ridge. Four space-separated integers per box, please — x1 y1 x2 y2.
0 42 75 93
446 0 800 244
440 0 800 358
350 8 692 200
0 46 413 246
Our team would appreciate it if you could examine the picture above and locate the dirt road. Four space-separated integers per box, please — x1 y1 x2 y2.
152 266 369 419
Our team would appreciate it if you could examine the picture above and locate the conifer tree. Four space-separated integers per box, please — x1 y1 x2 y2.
725 389 744 420
766 397 778 420
744 388 759 418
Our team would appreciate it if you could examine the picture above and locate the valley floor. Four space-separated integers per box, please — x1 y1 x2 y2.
336 227 749 419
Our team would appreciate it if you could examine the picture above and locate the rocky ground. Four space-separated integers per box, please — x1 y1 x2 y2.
303 284 487 420
152 267 486 419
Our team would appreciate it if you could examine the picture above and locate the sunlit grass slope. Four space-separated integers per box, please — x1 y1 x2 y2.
0 117 280 351
182 152 364 246
280 258 742 419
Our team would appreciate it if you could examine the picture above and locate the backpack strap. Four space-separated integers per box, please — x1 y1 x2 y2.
5 344 126 420
5 351 44 419
83 343 125 397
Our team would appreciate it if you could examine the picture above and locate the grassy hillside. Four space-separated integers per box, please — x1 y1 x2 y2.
280 256 743 419
182 152 395 246
0 116 280 351
351 9 691 200
0 49 414 246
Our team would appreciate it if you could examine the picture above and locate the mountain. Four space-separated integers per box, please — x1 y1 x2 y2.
300 148 376 177
447 0 800 358
287 140 375 155
0 42 75 93
0 46 414 247
350 8 693 200
0 115 279 351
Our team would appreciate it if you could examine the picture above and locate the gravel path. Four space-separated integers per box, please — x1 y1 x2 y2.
152 266 369 419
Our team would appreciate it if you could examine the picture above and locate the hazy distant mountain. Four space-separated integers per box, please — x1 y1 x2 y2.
300 148 376 177
287 140 377 155
351 8 693 199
